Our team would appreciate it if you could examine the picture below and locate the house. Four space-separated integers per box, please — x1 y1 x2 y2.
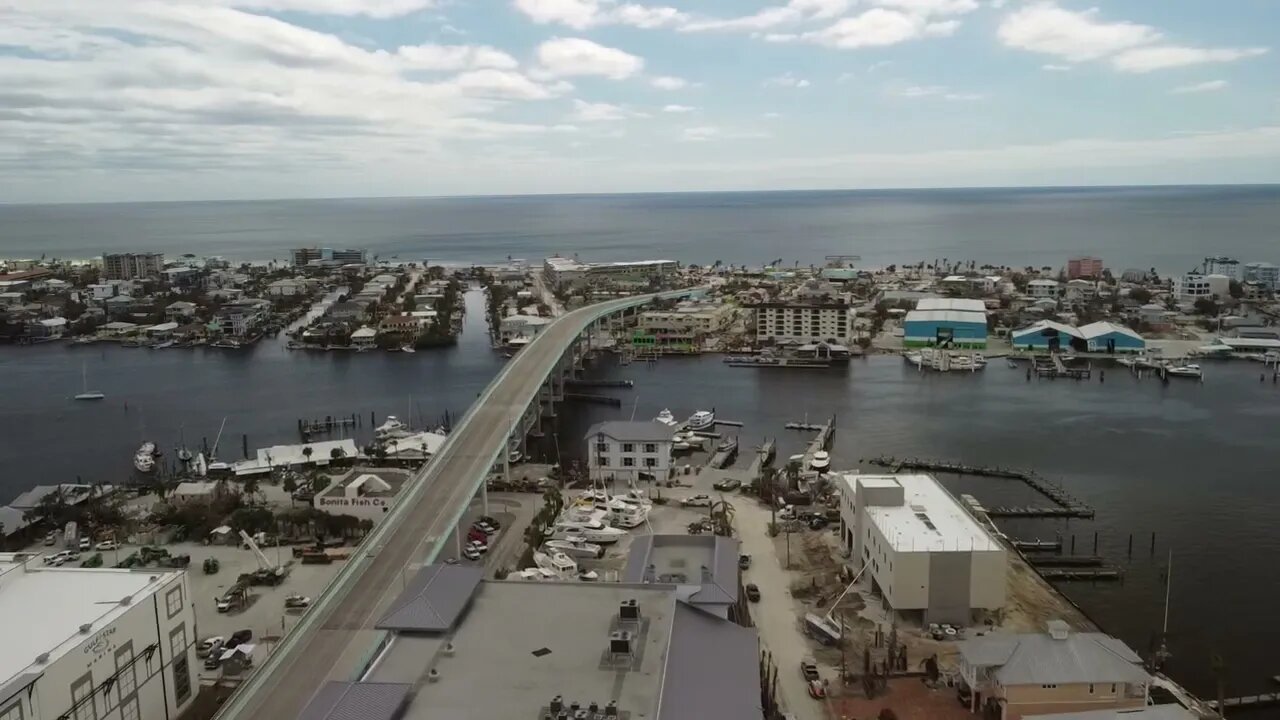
1078 322 1145 353
1064 279 1097 302
1027 279 1060 299
838 474 1006 624
27 317 68 339
215 300 268 338
1137 304 1173 329
104 294 135 317
956 620 1150 720
499 314 552 345
266 278 306 297
378 314 424 336
351 326 379 348
98 320 140 337
326 301 364 321
165 300 197 322
0 292 25 308
584 420 675 483
146 322 180 340
170 481 222 505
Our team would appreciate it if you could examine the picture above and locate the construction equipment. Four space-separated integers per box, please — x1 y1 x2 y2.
238 530 286 585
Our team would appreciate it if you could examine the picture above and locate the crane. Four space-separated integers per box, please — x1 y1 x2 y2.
239 530 278 572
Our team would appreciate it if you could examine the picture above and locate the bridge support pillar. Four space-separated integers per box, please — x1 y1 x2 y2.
485 469 493 515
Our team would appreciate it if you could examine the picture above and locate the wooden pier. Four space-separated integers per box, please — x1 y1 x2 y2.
299 415 358 439
1207 691 1280 711
706 438 739 470
1032 353 1093 379
1036 567 1123 581
563 393 623 407
1011 538 1063 552
563 379 634 388
1028 555 1105 567
867 456 1094 519
785 422 827 431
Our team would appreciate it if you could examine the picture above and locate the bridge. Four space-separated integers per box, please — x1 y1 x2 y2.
216 290 694 720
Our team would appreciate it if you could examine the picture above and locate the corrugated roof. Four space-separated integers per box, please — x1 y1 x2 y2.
903 309 987 324
1024 707 1195 720
1079 321 1143 341
916 298 987 313
298 682 412 720
1011 320 1083 340
584 420 676 443
375 563 483 632
658 604 762 720
958 630 1147 685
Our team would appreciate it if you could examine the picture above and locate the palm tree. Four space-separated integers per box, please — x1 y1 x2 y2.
302 446 313 465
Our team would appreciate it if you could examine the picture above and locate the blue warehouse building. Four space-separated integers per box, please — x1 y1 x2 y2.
903 308 988 349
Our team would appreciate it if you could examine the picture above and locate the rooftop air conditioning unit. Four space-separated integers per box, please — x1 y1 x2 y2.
609 630 633 656
619 599 640 622
79 624 93 634
427 668 440 683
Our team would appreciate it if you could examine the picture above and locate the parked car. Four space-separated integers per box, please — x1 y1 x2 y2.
78 537 92 551
713 478 741 492
228 629 253 646
461 547 482 561
44 550 80 566
467 539 488 553
197 636 225 658
745 583 761 602
284 594 311 610
800 659 820 683
204 654 223 670
478 515 502 530
467 528 488 543
44 532 56 546
806 678 827 699
473 521 497 535
738 554 752 570
681 494 712 507
215 597 234 613
96 540 119 551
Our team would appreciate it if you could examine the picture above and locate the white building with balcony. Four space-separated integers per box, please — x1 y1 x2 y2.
1027 279 1059 298
1172 273 1229 306
0 554 198 720
838 474 1006 625
584 421 675 483
751 301 854 345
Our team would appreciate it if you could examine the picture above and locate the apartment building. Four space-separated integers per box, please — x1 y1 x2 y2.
752 301 854 344
102 253 163 281
584 421 674 483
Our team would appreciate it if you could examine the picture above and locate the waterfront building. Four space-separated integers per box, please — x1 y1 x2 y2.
214 299 269 338
230 438 358 475
543 256 678 290
624 534 741 618
164 301 196 322
956 620 1150 720
337 564 762 720
102 252 163 281
902 309 988 348
313 472 404 524
351 326 379 348
499 313 552 345
585 421 674 483
325 301 364 321
916 298 987 313
266 279 307 297
837 474 1006 625
636 302 734 348
290 248 366 267
1243 261 1279 291
1067 256 1105 280
751 301 854 345
1172 273 1229 306
1079 322 1145 353
1011 320 1082 352
1063 279 1098 302
1027 279 1059 299
0 553 198 720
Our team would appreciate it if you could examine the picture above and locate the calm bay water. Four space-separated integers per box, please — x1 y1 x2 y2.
3 186 1280 702
2 185 1279 272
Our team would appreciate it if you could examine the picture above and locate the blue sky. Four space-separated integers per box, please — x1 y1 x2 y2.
1 0 1277 202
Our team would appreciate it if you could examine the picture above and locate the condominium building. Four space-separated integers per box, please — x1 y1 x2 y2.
1172 273 1229 305
751 301 854 344
638 303 735 344
102 253 163 281
1066 256 1104 280
290 248 367 267
543 257 678 290
0 553 198 720
1244 262 1279 291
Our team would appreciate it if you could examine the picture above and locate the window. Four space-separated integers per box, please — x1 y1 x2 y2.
1110 684 1117 694
170 625 191 705
1040 684 1058 689
165 585 184 618
595 442 608 453
115 643 138 705
622 443 634 453
644 457 656 468
70 674 96 720
119 698 140 720
622 457 635 467
643 443 657 453
597 456 610 467
1 700 23 720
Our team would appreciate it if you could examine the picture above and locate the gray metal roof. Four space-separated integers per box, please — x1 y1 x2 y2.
624 534 739 606
375 563 484 632
298 682 412 720
1024 706 1195 720
584 420 676 443
658 603 762 720
0 506 31 536
958 629 1148 686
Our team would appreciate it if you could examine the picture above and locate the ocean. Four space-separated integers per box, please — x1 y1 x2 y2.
2 185 1279 273
3 185 1280 703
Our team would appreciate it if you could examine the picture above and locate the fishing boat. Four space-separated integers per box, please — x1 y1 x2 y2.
134 442 158 473
654 408 679 427
809 450 831 473
687 409 716 431
73 363 105 401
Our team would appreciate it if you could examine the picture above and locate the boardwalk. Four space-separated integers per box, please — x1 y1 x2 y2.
867 456 1094 519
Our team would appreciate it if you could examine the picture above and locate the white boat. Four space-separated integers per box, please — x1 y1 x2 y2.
562 502 608 524
74 363 105 401
1116 357 1137 368
401 345 416 354
134 442 157 473
654 408 679 427
687 409 716 431
515 568 558 581
543 537 604 559
532 551 599 581
809 450 831 472
1165 363 1203 379
374 415 412 441
606 498 650 529
549 520 626 544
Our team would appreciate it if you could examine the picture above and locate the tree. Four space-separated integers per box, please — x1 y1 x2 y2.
283 476 298 506
302 446 313 464
330 447 346 463
1129 288 1152 304
1228 279 1244 299
1193 297 1219 316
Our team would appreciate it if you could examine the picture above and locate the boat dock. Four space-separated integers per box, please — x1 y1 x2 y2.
1207 691 1280 711
299 415 359 439
706 438 739 469
1012 538 1063 552
1036 567 1124 581
1028 555 1105 567
748 438 776 477
563 379 634 388
563 393 622 407
867 456 1094 519
1033 354 1093 380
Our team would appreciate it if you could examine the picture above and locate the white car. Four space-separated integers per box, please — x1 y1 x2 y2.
681 494 713 507
197 636 225 658
96 540 119 551
78 537 91 551
461 547 482 561
43 550 79 566
215 597 233 613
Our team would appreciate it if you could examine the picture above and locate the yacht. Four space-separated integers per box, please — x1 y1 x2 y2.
533 551 599 582
549 520 626 544
654 408 679 427
809 450 831 473
687 409 716 431
375 415 412 441
1165 363 1203 379
607 498 650 529
134 442 158 473
543 537 604 559
562 502 609 524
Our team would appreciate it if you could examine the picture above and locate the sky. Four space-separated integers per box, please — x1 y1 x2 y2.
1 0 1278 202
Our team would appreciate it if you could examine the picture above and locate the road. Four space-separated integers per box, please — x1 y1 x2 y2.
218 293 668 720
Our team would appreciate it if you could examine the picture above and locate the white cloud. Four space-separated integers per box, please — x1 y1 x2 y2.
662 104 695 113
682 126 721 141
870 0 978 15
679 125 770 141
396 44 518 71
891 84 984 100
681 0 852 32
451 69 566 100
762 112 782 119
1112 46 1267 73
535 37 644 79
999 3 1269 74
215 0 439 18
512 0 687 30
1170 80 1228 95
764 73 811 88
569 98 630 121
997 3 1160 62
796 8 949 49
1041 64 1072 71
650 75 690 90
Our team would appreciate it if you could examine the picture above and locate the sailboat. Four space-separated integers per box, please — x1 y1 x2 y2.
74 363 105 401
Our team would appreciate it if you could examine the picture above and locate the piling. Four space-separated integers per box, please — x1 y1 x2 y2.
1150 532 1156 556
1070 535 1076 554
242 434 249 459
1093 532 1098 555
1127 533 1133 558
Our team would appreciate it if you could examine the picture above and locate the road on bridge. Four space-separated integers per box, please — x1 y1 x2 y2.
222 293 660 720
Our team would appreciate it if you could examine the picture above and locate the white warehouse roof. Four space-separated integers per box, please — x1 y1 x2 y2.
847 474 1001 553
1078 321 1143 341
916 298 986 313
904 309 988 325
1012 320 1081 340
